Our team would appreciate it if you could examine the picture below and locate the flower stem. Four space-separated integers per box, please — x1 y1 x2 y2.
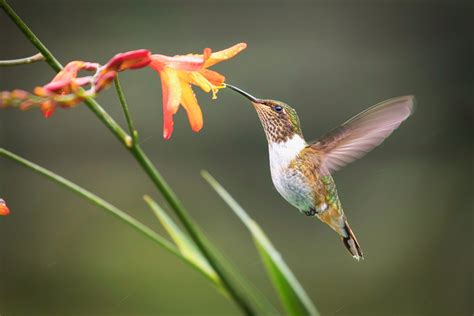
0 52 45 66
84 97 131 146
114 75 138 144
1 1 255 314
0 148 225 286
0 0 62 72
99 109 256 315
0 148 172 268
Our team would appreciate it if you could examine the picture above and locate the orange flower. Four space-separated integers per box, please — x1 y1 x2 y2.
34 61 100 117
1 45 246 140
34 50 152 118
149 43 247 139
95 49 152 91
0 199 9 216
0 50 152 118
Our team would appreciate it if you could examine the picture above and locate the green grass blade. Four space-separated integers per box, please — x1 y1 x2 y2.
143 195 280 313
0 148 225 291
143 195 220 286
202 170 320 316
196 229 281 315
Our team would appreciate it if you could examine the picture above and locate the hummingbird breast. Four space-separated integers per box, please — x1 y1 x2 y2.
268 135 316 211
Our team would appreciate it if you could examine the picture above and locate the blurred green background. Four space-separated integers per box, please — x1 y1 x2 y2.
1 0 472 315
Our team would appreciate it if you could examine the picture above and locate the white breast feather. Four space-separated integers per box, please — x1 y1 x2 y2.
268 135 314 211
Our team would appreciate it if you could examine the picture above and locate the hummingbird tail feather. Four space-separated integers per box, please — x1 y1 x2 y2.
341 221 364 261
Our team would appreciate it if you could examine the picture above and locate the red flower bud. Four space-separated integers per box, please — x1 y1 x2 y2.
0 199 10 216
104 49 152 72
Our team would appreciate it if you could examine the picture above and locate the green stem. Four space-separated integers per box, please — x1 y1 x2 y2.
0 0 62 72
121 127 255 316
114 75 138 144
84 97 131 146
0 148 216 282
0 52 44 66
1 1 254 314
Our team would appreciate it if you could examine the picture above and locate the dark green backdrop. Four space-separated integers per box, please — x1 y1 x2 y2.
1 1 471 315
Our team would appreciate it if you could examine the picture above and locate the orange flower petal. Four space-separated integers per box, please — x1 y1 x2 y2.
11 89 30 99
0 91 11 108
33 86 50 97
185 72 213 93
151 54 206 72
104 49 151 72
40 100 56 118
19 99 35 111
95 71 117 92
180 81 203 132
51 61 85 82
43 78 73 93
160 69 182 114
200 69 225 86
159 68 182 139
163 111 173 140
204 43 247 68
0 199 9 216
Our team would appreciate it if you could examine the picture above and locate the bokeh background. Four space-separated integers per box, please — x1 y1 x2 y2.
1 0 472 315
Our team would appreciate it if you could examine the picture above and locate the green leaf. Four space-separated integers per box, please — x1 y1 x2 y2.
0 148 222 290
194 228 281 315
143 195 220 286
144 195 279 315
202 171 320 316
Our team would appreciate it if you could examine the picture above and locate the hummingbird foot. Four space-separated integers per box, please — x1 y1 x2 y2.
303 203 328 217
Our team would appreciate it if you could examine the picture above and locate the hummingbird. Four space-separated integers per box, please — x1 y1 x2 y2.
225 84 414 260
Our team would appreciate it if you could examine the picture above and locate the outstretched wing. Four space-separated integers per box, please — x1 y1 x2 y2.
311 95 415 174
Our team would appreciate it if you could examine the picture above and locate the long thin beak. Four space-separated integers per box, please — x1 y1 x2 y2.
225 84 262 103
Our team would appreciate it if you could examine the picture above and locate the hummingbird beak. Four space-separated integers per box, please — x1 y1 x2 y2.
225 84 263 103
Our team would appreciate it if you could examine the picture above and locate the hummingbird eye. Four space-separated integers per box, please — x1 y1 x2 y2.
273 105 283 113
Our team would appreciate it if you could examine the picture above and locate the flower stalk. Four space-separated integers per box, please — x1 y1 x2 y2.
114 75 139 144
0 0 62 72
0 52 44 66
0 148 222 286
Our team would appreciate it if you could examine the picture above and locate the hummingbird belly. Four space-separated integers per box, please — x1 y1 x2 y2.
267 135 315 212
270 165 315 212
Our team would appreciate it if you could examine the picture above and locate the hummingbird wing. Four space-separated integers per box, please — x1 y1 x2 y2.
310 95 415 174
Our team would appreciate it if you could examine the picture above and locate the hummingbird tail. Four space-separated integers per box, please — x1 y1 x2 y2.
341 220 364 261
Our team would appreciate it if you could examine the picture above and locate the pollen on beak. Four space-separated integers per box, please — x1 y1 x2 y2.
225 84 262 103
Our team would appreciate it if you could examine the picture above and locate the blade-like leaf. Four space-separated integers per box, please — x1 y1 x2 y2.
144 195 280 314
0 148 223 295
144 195 220 286
202 171 320 316
0 147 279 313
196 228 281 315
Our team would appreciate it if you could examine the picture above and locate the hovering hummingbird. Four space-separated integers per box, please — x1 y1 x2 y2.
225 84 414 260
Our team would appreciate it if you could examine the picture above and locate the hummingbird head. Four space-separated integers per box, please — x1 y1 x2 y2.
226 84 303 143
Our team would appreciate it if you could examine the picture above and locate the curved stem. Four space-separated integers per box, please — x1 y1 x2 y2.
0 1 255 314
0 148 220 285
115 76 138 144
0 52 44 66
